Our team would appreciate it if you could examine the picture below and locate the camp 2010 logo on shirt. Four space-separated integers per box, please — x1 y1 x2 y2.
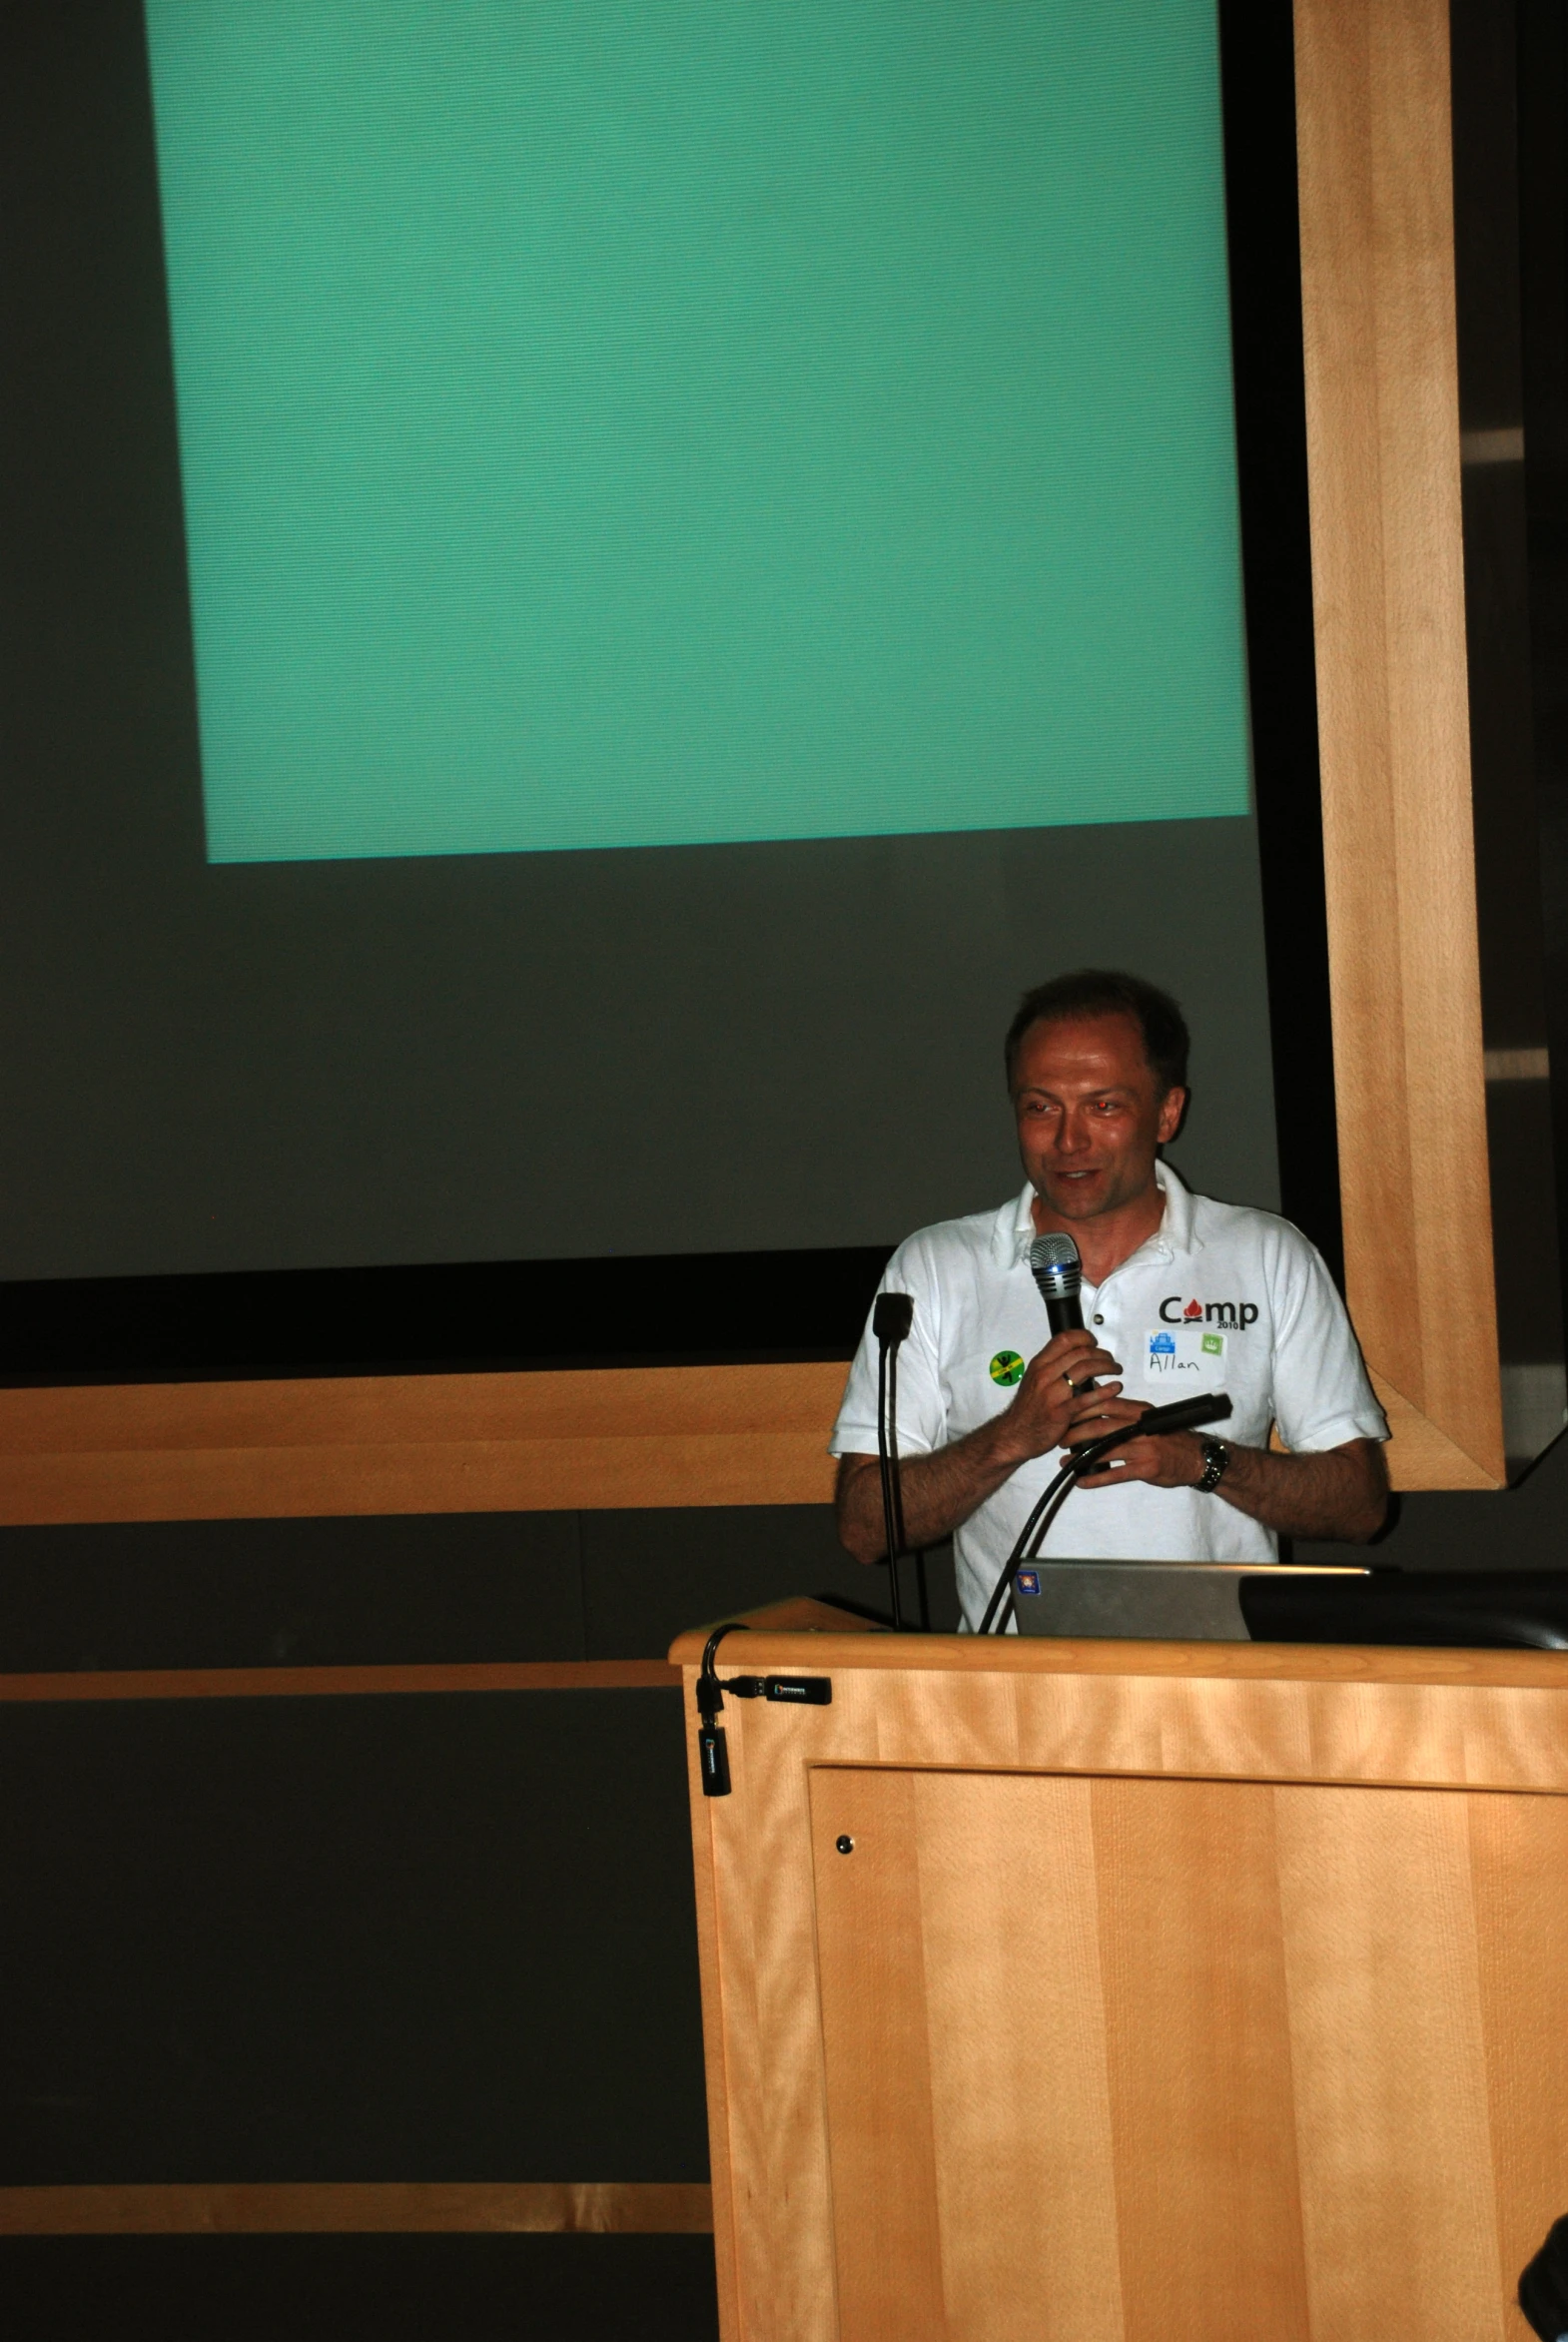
1158 1296 1260 1327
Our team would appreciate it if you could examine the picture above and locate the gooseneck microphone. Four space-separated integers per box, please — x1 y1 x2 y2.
873 1292 925 1632
1030 1231 1085 1335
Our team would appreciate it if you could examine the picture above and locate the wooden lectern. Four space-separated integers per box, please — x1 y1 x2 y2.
672 1601 1568 2341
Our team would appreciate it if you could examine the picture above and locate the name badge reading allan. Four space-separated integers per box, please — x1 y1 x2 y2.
1144 1326 1226 1388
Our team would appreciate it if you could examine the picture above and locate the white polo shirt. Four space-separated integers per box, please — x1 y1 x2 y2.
830 1163 1388 1631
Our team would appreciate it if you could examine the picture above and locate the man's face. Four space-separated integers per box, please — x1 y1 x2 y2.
1011 1012 1185 1223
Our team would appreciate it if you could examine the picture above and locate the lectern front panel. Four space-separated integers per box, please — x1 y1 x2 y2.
809 1765 1567 2341
674 1619 1568 2341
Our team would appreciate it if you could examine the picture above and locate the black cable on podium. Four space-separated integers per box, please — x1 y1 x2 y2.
976 1391 1233 1635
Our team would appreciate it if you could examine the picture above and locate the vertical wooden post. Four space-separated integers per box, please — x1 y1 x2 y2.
1293 0 1505 1485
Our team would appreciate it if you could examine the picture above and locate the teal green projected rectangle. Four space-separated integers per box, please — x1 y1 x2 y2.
144 0 1251 864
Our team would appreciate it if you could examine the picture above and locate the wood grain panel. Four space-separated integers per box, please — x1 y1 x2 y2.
696 1641 1568 1802
913 1772 1123 2342
1371 1371 1500 1490
1093 1778 1310 2341
736 1739 1564 2335
0 1359 844 1523
0 1659 677 1702
687 1755 747 2342
809 1769 945 2341
1274 1787 1506 2340
0 2180 713 2235
1467 1795 1568 2332
0 1361 847 1456
673 1615 1568 1694
1295 0 1506 1483
682 1634 1568 2337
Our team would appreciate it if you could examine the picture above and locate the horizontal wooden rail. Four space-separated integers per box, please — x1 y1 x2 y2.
0 2181 713 2235
668 1616 1568 1690
0 1359 846 1525
0 1659 678 1703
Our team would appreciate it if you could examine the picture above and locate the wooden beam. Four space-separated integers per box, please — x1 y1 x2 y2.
1294 0 1506 1486
0 2181 713 2236
0 1659 677 1703
670 1611 1568 1689
0 1358 843 1524
1370 1371 1499 1491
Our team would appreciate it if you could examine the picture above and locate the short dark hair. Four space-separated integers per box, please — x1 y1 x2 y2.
1005 969 1190 1096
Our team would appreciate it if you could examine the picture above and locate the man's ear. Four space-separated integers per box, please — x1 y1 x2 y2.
1158 1088 1189 1145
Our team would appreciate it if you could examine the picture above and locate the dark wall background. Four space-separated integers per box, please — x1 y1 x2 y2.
0 1502 935 1674
0 1506 913 2341
0 2239 723 2342
0 1511 939 2179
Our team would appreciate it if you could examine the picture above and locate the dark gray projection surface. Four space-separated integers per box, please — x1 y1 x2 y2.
1 810 1278 1281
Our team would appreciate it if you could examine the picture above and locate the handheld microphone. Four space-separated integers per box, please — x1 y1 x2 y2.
1031 1230 1096 1396
1030 1232 1085 1335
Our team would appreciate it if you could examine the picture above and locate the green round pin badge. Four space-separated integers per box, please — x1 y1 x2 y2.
989 1350 1026 1387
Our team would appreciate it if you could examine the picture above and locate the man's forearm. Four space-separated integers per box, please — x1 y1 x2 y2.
841 1428 1386 1556
1028 1425 1389 1542
836 1421 1026 1561
1211 1438 1387 1542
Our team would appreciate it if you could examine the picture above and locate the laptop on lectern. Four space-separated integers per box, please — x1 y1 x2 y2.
1009 1561 1366 1642
1009 1562 1568 1648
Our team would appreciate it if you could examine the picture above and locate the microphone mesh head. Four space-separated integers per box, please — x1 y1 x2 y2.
1030 1230 1082 1299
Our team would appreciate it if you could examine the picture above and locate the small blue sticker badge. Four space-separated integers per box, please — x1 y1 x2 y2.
1150 1330 1176 1356
1015 1569 1042 1597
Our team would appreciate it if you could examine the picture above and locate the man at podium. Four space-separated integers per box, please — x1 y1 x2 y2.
832 969 1389 1631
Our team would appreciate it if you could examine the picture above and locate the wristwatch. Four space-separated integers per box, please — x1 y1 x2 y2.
1194 1435 1230 1494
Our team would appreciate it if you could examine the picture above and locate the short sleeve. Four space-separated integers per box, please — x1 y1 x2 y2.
1268 1232 1389 1453
829 1236 950 1460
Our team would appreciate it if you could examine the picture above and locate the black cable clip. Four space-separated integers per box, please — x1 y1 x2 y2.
695 1628 834 1795
696 1623 748 1798
717 1674 833 1706
761 1675 832 1705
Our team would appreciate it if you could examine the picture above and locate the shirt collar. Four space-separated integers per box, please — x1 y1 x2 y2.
993 1159 1201 1271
